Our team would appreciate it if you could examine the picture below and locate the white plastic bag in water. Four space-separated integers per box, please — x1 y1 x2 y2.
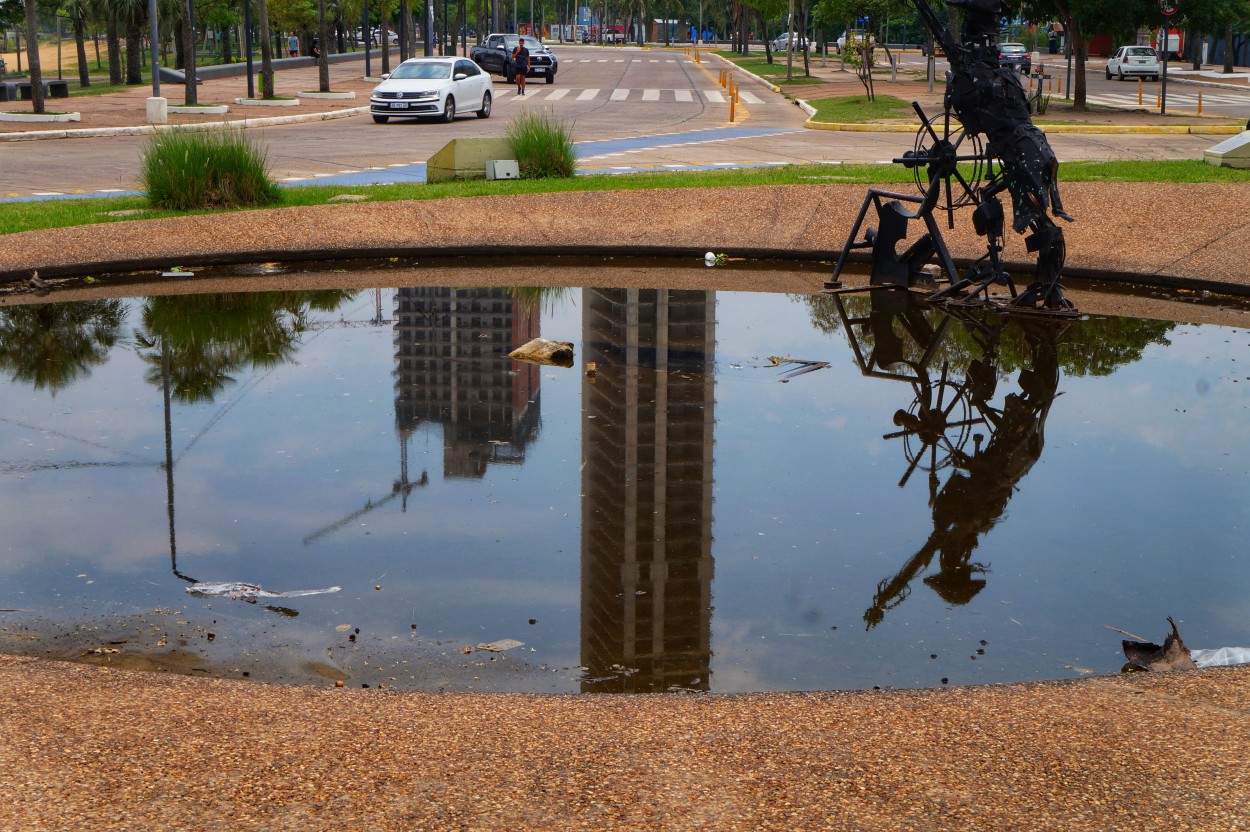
1189 647 1250 667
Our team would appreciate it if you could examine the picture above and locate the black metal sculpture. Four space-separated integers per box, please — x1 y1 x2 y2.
829 0 1076 316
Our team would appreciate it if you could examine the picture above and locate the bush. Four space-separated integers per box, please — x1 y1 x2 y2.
505 111 577 179
141 129 282 211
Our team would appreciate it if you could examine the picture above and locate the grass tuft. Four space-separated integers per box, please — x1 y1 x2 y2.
505 111 577 179
140 129 282 211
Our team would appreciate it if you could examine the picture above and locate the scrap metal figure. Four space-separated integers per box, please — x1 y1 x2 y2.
830 0 1076 315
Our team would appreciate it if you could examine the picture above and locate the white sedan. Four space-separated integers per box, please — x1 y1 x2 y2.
370 57 492 124
1105 46 1161 81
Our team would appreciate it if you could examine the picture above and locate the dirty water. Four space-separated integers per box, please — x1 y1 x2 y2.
1 277 1248 694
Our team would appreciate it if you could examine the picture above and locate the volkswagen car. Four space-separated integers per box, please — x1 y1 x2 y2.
1105 46 1161 81
370 57 492 124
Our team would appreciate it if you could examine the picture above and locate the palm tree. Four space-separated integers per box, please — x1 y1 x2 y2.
317 0 330 91
256 0 274 98
64 0 94 87
23 0 45 113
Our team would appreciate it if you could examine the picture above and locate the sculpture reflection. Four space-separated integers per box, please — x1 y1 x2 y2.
832 290 1063 628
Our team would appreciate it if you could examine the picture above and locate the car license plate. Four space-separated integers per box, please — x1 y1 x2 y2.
392 101 409 109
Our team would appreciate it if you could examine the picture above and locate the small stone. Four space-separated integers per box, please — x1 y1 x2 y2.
375 585 382 591
335 680 344 687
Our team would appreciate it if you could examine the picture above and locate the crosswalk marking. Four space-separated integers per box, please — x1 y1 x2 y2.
497 86 776 104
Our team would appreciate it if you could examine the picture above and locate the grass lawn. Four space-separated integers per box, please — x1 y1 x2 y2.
806 94 917 122
2 160 1246 237
713 52 827 85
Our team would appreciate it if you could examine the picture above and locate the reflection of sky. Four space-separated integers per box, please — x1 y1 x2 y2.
1 291 1247 693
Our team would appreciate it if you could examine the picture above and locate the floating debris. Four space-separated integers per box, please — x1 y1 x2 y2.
1121 617 1197 672
509 338 574 368
476 639 525 652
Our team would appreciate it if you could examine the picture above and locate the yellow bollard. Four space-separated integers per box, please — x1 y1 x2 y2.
1057 76 1062 94
729 95 735 122
1047 78 1052 93
1138 80 1143 106
1156 92 1161 109
1198 89 1203 114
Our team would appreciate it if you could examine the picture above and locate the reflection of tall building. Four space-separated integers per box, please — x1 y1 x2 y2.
580 289 716 693
393 288 541 478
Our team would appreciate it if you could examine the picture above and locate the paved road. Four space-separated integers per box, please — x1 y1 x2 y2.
0 45 1236 200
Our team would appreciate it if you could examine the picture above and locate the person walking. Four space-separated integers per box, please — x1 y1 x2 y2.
288 32 299 57
512 38 530 95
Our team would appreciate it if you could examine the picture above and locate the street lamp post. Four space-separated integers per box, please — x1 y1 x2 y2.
426 0 434 54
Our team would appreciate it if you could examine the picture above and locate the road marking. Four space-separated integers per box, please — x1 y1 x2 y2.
642 89 660 101
739 91 764 104
577 88 599 100
31 192 64 196
610 89 629 100
675 89 693 102
704 90 726 102
545 88 571 100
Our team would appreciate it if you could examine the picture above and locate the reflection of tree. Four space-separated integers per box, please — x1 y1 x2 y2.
802 292 1176 379
0 300 126 394
134 291 354 403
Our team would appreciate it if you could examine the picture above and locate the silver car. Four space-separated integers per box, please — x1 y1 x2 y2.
370 57 493 124
1105 46 1160 81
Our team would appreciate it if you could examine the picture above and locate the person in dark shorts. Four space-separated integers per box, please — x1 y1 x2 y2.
512 40 530 95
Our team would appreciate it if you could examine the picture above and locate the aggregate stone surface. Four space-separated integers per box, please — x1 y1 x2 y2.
1 654 1248 831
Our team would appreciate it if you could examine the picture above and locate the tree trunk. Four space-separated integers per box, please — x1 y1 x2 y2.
1224 22 1234 73
126 19 143 84
318 0 330 91
183 0 198 104
258 0 274 98
1190 29 1200 69
73 17 91 87
107 21 123 85
400 0 410 59
1070 18 1087 112
175 20 186 69
221 25 233 63
23 0 44 114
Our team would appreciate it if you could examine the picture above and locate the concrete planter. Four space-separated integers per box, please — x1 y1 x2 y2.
169 104 230 114
0 111 81 123
233 97 300 106
299 90 356 99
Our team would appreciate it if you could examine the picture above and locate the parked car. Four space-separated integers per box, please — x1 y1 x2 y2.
769 33 810 53
836 29 873 55
469 34 558 83
1105 45 1160 81
369 57 492 123
997 42 1031 73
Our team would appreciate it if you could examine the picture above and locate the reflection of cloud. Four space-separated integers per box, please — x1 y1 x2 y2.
708 618 779 693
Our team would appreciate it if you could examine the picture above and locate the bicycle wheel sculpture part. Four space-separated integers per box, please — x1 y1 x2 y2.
827 0 1077 319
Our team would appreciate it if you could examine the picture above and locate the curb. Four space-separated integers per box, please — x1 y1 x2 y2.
0 106 370 142
801 116 1244 135
705 52 781 93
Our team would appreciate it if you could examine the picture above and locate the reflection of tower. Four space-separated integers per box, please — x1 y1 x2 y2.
393 288 541 478
580 289 716 693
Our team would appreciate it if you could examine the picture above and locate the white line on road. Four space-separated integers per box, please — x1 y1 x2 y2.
610 89 629 100
642 89 660 101
545 88 571 100
577 88 600 100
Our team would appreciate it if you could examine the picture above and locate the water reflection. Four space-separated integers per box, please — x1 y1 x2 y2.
4 280 1235 694
0 300 126 393
580 289 716 693
394 288 542 478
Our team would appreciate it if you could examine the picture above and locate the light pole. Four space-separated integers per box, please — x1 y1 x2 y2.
149 0 160 97
425 0 434 54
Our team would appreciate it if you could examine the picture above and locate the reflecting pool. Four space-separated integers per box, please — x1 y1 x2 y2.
1 282 1248 693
